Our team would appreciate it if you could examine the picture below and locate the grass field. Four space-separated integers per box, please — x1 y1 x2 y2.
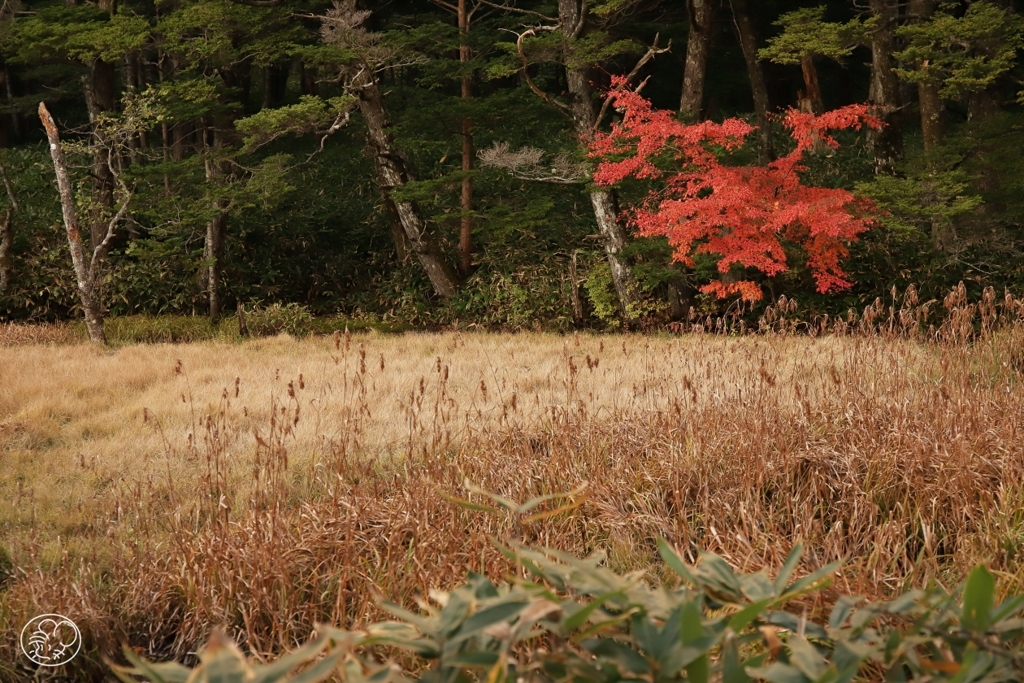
2 312 1024 679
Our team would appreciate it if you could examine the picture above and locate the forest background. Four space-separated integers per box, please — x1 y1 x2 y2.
1 0 1023 333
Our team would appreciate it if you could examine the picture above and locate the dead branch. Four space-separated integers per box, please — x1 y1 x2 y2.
593 33 671 131
478 141 588 184
516 26 570 114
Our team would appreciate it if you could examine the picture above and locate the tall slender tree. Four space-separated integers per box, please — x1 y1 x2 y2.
729 0 772 164
868 0 903 174
322 2 460 298
680 0 715 121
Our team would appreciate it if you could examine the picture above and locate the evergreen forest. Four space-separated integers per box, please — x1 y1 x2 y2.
2 0 1024 334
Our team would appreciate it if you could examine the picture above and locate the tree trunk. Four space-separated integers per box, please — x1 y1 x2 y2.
458 0 474 276
798 54 824 115
680 0 715 120
730 0 773 164
84 58 118 246
0 206 12 294
558 0 641 319
203 119 231 325
205 202 228 324
2 65 19 141
909 0 944 155
868 0 903 174
39 103 108 344
908 0 952 251
355 73 460 297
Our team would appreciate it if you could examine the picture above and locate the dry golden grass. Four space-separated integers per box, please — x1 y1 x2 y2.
2 296 1024 679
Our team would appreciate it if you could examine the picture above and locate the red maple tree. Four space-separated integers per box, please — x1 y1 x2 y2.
589 79 882 302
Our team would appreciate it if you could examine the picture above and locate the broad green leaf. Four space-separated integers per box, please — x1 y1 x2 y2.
450 600 530 643
438 589 474 638
681 600 708 683
522 496 589 523
727 598 773 633
439 492 501 514
464 479 519 511
828 595 863 630
787 635 828 681
657 537 700 586
991 594 1024 622
739 572 777 602
581 637 652 674
484 653 509 683
696 553 742 597
747 662 811 683
287 648 348 683
446 651 500 668
250 634 330 683
961 565 995 633
781 561 841 599
562 590 626 631
516 482 588 513
775 543 804 594
723 639 750 683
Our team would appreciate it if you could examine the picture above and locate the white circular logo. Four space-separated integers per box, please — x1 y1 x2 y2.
19 614 81 667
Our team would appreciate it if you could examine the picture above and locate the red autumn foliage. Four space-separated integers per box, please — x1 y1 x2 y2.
589 78 882 301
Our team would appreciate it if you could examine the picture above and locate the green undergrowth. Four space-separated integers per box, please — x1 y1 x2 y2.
112 541 1024 683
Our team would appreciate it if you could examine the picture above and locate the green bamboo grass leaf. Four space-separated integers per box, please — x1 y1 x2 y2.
746 662 811 683
463 479 519 511
446 651 500 667
108 648 191 683
992 594 1024 622
779 561 842 599
728 598 774 632
515 482 588 514
787 635 828 681
828 595 863 630
450 601 530 643
570 611 638 643
521 495 589 523
739 572 777 602
961 565 995 633
723 639 749 683
657 537 700 586
695 553 743 597
681 600 709 683
286 648 348 683
581 637 653 674
438 493 502 514
379 603 438 633
562 590 627 631
250 634 332 683
774 544 804 594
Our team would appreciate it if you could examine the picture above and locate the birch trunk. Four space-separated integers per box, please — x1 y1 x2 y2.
204 122 231 325
39 103 118 344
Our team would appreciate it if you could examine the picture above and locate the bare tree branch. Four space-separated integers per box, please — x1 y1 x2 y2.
517 26 571 114
594 33 672 131
478 141 588 183
475 0 556 21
